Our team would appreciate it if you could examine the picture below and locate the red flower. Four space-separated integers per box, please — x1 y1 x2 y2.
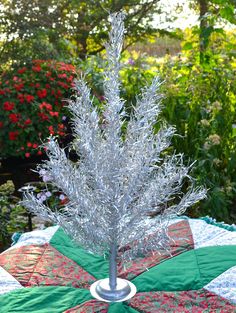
58 63 75 72
25 152 31 158
9 131 19 140
17 94 24 103
25 94 34 103
27 142 32 147
3 101 14 111
49 111 59 117
39 102 52 111
58 124 64 130
58 73 67 79
9 113 20 123
58 81 69 89
37 150 43 155
14 83 24 91
32 143 38 148
0 121 3 128
24 119 32 125
37 89 47 98
38 112 49 121
0 89 5 95
60 197 69 205
32 65 41 72
18 67 27 74
67 75 74 82
48 125 54 135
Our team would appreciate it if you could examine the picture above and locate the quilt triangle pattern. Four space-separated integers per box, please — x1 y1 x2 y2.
0 243 96 289
0 217 235 312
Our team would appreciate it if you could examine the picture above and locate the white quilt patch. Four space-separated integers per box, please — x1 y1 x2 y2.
0 266 23 295
189 219 236 249
204 265 236 304
3 225 59 253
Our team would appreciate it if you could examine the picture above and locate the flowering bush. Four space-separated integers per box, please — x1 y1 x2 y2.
0 60 77 158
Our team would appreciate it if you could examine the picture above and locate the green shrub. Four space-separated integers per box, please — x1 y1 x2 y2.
0 180 29 251
159 52 236 223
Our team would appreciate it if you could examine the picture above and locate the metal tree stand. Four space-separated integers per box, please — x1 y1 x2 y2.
90 243 136 302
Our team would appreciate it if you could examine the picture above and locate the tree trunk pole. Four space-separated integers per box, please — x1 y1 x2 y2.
109 242 117 291
198 0 209 64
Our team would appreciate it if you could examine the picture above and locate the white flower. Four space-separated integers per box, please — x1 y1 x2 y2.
59 194 66 200
200 119 210 127
45 191 52 197
211 101 222 111
213 158 221 166
39 194 47 203
208 134 221 145
39 169 52 182
203 142 211 150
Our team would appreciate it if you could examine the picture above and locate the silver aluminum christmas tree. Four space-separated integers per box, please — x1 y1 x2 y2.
23 12 206 302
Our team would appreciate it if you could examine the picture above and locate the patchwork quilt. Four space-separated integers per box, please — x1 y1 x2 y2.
0 217 236 313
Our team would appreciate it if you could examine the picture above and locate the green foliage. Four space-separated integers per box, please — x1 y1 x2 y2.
0 60 76 158
190 0 236 25
186 1 236 64
158 40 236 223
0 180 28 251
160 57 236 222
74 52 156 112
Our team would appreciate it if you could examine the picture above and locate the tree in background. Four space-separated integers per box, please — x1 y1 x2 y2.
189 0 236 63
0 0 175 67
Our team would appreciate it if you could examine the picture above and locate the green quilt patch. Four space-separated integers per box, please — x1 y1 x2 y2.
0 287 92 313
132 245 236 292
50 228 109 280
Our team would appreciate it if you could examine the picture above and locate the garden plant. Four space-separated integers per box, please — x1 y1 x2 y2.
0 60 76 158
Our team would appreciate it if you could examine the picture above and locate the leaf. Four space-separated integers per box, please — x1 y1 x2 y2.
202 26 214 39
182 42 193 51
213 28 225 35
232 127 236 137
220 5 236 23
